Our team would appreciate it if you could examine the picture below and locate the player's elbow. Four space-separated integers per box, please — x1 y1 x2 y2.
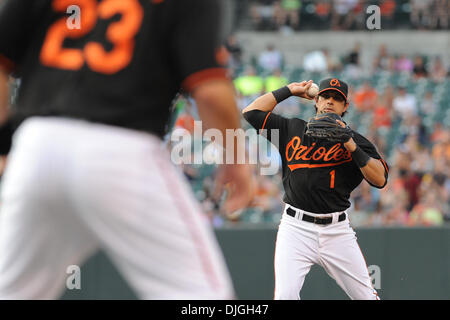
375 179 387 189
370 176 387 189
193 80 234 105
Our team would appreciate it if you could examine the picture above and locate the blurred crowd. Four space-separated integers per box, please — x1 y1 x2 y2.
172 38 450 228
238 0 450 31
225 37 450 84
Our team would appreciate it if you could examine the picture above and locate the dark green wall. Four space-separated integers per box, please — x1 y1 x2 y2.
62 226 450 300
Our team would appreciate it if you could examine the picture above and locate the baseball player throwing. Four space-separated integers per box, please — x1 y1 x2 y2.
0 0 253 299
243 78 389 300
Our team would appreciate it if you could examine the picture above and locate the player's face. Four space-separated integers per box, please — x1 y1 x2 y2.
315 91 349 116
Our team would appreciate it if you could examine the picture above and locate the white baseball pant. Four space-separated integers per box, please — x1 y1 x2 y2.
274 204 379 300
0 117 234 299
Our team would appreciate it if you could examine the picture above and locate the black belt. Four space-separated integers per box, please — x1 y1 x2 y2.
286 207 346 225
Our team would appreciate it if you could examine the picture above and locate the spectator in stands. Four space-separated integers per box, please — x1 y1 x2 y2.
315 0 332 26
274 0 302 31
393 86 418 119
349 181 377 226
344 42 363 79
383 192 410 226
330 0 362 30
234 66 265 108
258 43 284 72
379 0 397 28
302 48 328 73
395 54 414 73
410 0 432 29
411 145 433 175
412 55 429 79
372 95 393 130
353 81 378 112
430 0 449 30
224 34 243 73
383 85 395 111
386 55 397 73
429 56 448 83
249 0 278 31
364 207 385 226
372 44 391 74
399 161 422 212
409 190 444 226
323 48 343 73
420 90 437 115
347 42 360 65
250 173 283 216
400 116 428 146
430 122 447 144
431 130 450 164
264 69 288 93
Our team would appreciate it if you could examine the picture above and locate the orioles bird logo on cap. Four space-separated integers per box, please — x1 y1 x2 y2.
330 79 341 87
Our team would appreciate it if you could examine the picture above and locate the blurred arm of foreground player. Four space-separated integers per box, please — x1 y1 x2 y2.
0 67 12 157
0 67 9 124
192 80 255 215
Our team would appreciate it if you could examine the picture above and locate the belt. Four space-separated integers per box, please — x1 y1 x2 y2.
286 207 346 225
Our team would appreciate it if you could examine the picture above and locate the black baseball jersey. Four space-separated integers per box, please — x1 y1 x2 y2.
0 0 228 137
244 110 389 213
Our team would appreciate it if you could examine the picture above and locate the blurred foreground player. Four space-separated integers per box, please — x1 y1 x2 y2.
0 0 253 299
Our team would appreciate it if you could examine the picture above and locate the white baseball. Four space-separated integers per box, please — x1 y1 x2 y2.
307 83 319 97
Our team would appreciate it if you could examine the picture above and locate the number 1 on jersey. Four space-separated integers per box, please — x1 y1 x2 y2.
329 170 335 189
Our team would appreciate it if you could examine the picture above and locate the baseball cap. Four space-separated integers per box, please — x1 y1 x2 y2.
318 78 349 102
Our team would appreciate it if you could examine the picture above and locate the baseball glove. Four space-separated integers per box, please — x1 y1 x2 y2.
305 112 353 143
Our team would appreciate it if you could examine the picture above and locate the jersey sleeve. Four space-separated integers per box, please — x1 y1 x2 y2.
0 0 33 73
243 109 290 147
171 0 229 92
354 133 389 189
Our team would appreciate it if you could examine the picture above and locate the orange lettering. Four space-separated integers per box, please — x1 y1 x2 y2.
40 0 97 70
333 149 344 161
286 137 353 166
300 143 316 161
286 136 301 162
85 0 144 74
312 147 326 161
294 145 308 160
324 143 341 161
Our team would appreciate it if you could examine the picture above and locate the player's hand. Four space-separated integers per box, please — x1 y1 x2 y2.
213 164 255 219
336 119 356 151
287 80 314 100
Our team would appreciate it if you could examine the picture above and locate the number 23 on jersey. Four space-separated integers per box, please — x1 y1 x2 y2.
40 0 144 74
